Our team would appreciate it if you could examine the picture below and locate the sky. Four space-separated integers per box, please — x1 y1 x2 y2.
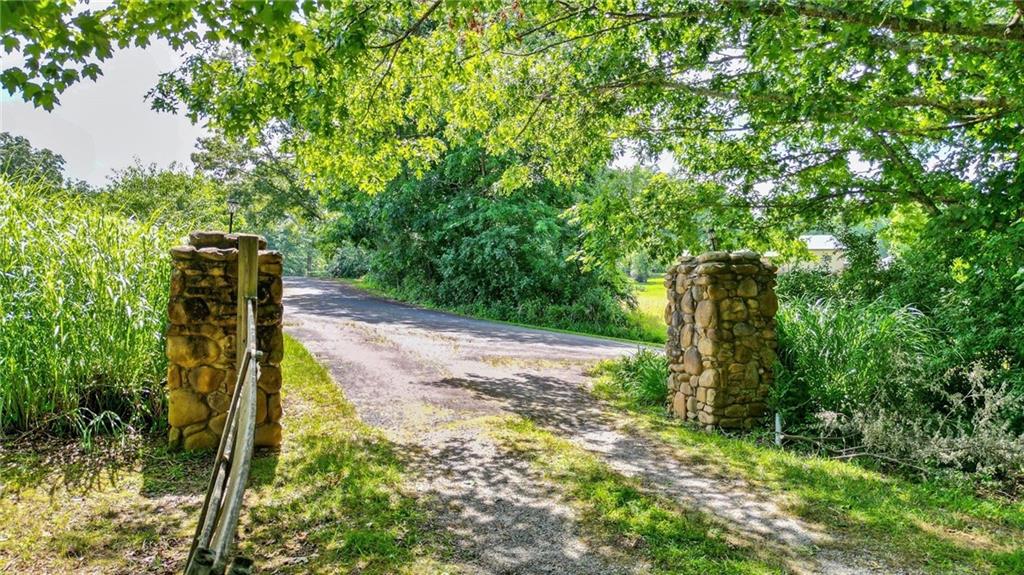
0 40 206 187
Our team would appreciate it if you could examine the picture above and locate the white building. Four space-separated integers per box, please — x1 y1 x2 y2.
765 234 847 272
800 234 846 272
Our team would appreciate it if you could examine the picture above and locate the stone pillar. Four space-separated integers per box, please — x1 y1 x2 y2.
664 251 778 429
166 231 284 450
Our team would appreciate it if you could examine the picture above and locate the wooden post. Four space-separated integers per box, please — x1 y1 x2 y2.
236 235 259 360
206 233 261 571
186 548 215 575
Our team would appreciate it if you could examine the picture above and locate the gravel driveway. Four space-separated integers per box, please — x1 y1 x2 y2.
283 277 898 575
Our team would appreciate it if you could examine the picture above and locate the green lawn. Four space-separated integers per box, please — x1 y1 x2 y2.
628 277 668 344
590 369 1024 575
0 335 455 574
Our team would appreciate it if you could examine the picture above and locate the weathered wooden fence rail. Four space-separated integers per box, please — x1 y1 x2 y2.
184 234 261 575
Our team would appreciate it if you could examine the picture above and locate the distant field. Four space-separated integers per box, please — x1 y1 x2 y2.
628 277 668 344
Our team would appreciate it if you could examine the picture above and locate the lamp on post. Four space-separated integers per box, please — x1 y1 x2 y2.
706 227 719 251
226 197 240 233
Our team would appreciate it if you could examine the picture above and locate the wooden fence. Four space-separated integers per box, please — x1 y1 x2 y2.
184 235 261 575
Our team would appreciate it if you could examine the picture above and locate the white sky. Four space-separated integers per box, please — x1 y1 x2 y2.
0 40 206 186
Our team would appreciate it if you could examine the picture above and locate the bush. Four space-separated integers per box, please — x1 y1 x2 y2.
774 265 834 300
775 297 1024 482
327 144 643 339
0 177 177 438
329 243 371 278
593 349 669 409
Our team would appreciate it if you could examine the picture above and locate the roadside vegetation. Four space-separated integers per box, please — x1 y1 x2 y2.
0 131 326 438
324 144 660 343
0 335 454 574
590 360 1024 575
0 176 177 438
3 1 1023 572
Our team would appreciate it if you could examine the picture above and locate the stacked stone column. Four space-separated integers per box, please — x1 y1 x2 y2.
665 251 778 429
166 231 284 450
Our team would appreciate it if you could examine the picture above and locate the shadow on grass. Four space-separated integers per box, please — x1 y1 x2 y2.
1 433 152 496
493 417 787 575
0 433 209 573
226 334 453 574
634 411 1024 574
237 431 440 574
0 335 452 574
422 366 1023 574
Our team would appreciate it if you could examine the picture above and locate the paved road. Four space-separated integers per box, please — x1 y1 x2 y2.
283 277 892 575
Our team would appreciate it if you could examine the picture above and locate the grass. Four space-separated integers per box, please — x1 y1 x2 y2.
0 176 177 438
589 364 1024 575
628 277 669 344
491 417 786 575
0 335 456 574
774 297 943 417
347 276 669 345
592 348 669 408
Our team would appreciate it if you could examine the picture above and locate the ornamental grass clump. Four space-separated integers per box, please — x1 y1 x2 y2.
0 177 179 438
775 297 1024 483
593 348 669 409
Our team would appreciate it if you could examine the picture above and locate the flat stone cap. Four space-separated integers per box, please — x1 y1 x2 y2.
189 231 267 250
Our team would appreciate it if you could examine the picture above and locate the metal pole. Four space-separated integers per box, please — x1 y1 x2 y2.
775 412 783 446
229 212 235 234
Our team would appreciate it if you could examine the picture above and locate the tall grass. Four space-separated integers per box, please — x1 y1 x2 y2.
0 177 178 437
592 348 669 409
775 297 1024 481
774 297 943 421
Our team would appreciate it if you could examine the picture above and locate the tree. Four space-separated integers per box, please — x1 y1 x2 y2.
0 0 308 110
191 127 320 227
146 1 1024 234
322 142 635 332
0 132 66 186
569 167 809 269
101 161 226 227
7 1 1023 234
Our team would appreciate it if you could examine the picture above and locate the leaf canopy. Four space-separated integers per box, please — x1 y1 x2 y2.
5 1 1023 231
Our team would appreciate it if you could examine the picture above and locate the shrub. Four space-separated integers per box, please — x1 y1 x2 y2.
852 364 1024 480
593 349 669 409
775 297 1024 482
0 177 177 438
328 243 371 278
774 265 834 300
327 143 643 340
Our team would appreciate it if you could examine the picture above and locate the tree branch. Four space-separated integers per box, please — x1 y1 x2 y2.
606 0 1024 42
595 77 1009 115
366 0 443 50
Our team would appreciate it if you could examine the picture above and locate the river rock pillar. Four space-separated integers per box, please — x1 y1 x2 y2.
664 251 777 429
166 231 284 450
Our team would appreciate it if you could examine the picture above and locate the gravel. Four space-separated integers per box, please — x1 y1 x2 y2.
283 277 909 575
